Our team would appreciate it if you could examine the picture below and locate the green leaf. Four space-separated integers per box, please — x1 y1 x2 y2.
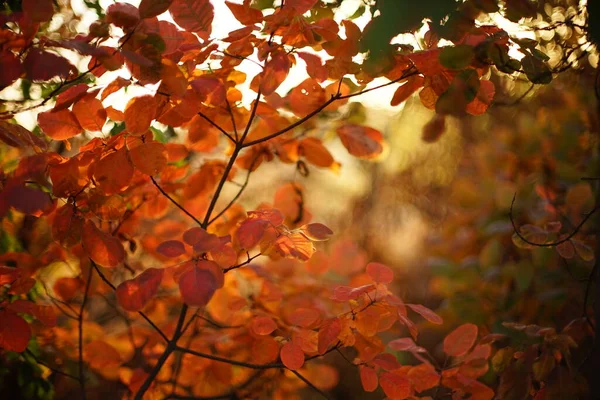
439 45 475 70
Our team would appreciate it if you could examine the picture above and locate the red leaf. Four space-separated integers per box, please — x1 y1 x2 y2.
93 148 134 194
191 77 227 107
107 2 140 29
101 77 130 101
3 183 53 215
388 337 425 352
366 262 394 284
297 52 328 82
82 220 125 268
251 316 277 335
178 261 224 306
330 284 375 302
0 121 47 150
443 323 478 357
288 308 320 328
318 318 341 354
116 268 164 312
7 300 57 327
0 310 31 352
73 95 107 132
466 79 495 115
0 51 23 90
23 0 54 22
54 84 90 111
157 240 186 258
182 227 220 251
280 342 304 370
169 0 214 36
300 223 333 241
139 0 173 18
236 219 268 250
379 372 411 400
38 109 83 140
337 124 383 159
124 95 157 135
407 304 443 325
359 365 378 392
259 51 290 96
24 49 75 81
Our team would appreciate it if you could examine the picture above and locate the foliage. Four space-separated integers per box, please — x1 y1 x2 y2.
0 0 597 399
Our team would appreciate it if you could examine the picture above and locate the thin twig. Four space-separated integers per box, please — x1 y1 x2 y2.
90 260 169 343
509 193 598 247
78 267 93 400
197 111 236 144
224 252 262 273
25 349 79 381
291 370 331 400
150 176 203 227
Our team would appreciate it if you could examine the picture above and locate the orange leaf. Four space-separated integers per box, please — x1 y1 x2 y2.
0 310 31 352
330 284 375 302
116 268 164 312
337 124 383 159
260 51 290 96
407 364 440 393
390 75 424 106
379 372 411 400
84 340 122 369
169 0 214 36
129 141 168 175
407 304 443 325
225 1 262 26
53 277 82 301
93 148 134 194
359 365 378 392
388 337 426 353
251 336 280 364
82 220 125 268
37 109 82 140
124 95 157 134
251 316 278 335
318 318 341 354
178 261 224 306
157 240 186 258
73 95 107 132
288 307 321 328
286 0 319 14
191 77 227 107
298 137 337 169
280 342 304 370
300 223 333 241
444 323 478 357
366 262 394 284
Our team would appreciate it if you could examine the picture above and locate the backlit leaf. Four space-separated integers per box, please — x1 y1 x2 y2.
0 310 31 352
139 0 173 18
251 316 277 335
169 0 214 36
73 95 107 132
407 304 443 325
157 240 186 258
38 109 83 140
82 220 126 268
280 342 304 370
443 323 478 357
366 262 394 284
300 223 333 241
178 261 224 306
129 141 168 175
116 268 164 312
260 51 290 96
390 75 424 106
318 318 341 354
124 95 157 134
337 124 383 159
379 372 411 400
359 365 378 392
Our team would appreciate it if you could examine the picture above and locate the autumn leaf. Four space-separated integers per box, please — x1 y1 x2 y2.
379 372 411 400
169 0 214 36
139 0 173 18
280 342 304 370
359 365 378 392
444 323 478 357
251 316 277 335
259 51 290 96
124 95 157 134
73 95 107 132
366 262 394 284
0 310 31 352
116 268 164 312
82 220 126 268
38 109 83 140
318 318 341 354
129 141 168 175
178 261 224 306
337 124 383 159
406 304 443 325
156 240 187 258
300 223 333 241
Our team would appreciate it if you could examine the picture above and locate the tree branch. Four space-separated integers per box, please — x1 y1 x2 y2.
150 176 203 227
291 370 331 400
78 267 93 400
